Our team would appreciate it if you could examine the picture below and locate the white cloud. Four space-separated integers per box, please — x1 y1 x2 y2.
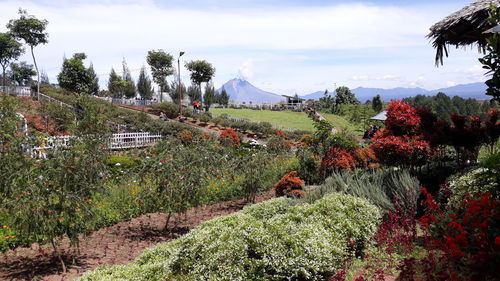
238 59 253 80
0 0 482 93
446 81 457 87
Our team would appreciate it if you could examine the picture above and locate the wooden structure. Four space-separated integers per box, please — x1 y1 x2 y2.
281 95 305 110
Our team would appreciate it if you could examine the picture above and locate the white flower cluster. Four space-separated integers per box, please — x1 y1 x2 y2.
80 194 381 281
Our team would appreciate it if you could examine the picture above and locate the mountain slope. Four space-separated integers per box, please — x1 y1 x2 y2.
301 82 488 101
217 78 284 103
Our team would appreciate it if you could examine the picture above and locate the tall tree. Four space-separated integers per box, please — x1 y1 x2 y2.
88 63 99 95
0 33 23 87
146 50 174 102
108 68 126 98
57 53 92 93
372 94 383 112
203 81 215 110
40 69 49 84
7 9 49 98
332 86 359 113
187 83 201 103
219 87 229 106
10 61 36 86
169 81 186 104
137 65 153 100
122 58 136 98
184 60 215 105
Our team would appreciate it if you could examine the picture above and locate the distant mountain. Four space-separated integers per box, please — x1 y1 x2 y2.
216 78 284 103
301 90 333 100
301 82 488 102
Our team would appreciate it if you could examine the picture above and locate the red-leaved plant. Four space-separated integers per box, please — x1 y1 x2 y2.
217 128 240 146
274 171 304 197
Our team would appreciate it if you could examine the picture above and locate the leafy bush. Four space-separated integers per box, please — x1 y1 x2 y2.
296 147 321 184
151 102 184 119
178 129 194 144
274 170 304 197
106 155 141 169
320 147 356 174
217 128 240 146
80 194 381 281
447 163 499 209
305 169 420 213
266 135 291 153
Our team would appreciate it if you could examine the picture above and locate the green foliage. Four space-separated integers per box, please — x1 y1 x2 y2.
107 68 126 98
218 86 229 106
122 58 136 98
332 86 359 113
203 81 215 108
81 193 381 281
107 155 141 169
266 135 291 154
151 101 184 119
57 53 93 94
296 146 322 185
40 100 75 132
372 94 383 112
447 162 500 209
137 65 153 100
168 80 186 105
478 4 500 102
304 169 420 213
184 60 216 86
404 93 493 121
9 61 36 86
186 83 201 103
87 63 99 95
7 9 49 93
147 49 174 93
0 32 23 87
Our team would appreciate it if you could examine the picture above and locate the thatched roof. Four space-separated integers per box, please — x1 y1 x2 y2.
428 0 500 65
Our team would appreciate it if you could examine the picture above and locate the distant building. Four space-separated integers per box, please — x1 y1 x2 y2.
282 95 305 110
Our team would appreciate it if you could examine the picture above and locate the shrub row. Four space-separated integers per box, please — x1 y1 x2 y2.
80 193 381 281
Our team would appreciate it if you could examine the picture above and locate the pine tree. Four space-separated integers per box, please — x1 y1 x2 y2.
88 63 99 95
108 68 125 98
137 66 153 100
187 83 201 103
372 94 383 112
169 81 185 104
122 58 136 98
219 87 229 106
204 82 215 110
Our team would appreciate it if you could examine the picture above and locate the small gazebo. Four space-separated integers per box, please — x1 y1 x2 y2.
428 0 500 65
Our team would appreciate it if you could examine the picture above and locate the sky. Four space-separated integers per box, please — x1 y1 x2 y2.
0 0 488 95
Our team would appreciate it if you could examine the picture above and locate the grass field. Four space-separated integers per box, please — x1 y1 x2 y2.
210 108 315 131
210 108 359 134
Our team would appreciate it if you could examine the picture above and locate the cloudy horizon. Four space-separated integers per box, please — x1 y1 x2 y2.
0 0 487 95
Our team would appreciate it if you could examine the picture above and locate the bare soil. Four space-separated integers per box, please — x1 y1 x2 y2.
0 190 275 281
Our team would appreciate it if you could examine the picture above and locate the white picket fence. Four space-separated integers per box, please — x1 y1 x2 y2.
0 86 32 96
32 132 163 157
94 96 159 107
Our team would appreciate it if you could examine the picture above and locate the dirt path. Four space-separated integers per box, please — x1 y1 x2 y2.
0 190 275 281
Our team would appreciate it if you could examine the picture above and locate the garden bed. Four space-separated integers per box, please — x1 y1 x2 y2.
0 190 275 281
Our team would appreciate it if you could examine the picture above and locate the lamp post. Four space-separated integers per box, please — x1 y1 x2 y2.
178 51 185 117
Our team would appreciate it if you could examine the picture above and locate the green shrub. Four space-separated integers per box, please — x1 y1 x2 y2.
106 155 141 169
80 194 381 281
305 168 420 212
151 102 185 119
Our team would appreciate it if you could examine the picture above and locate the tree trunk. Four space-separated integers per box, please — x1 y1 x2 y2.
162 212 172 232
51 238 66 273
1 64 6 88
30 46 40 100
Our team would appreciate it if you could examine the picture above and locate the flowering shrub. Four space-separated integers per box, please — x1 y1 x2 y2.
275 129 286 138
217 128 240 146
320 147 356 174
371 135 431 167
299 134 314 146
401 189 500 281
81 194 381 281
178 129 194 144
274 171 304 197
384 100 421 136
266 135 292 153
351 147 377 168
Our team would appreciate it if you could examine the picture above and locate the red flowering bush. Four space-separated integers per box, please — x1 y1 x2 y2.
384 100 421 136
352 147 378 168
217 128 240 146
275 130 286 138
274 171 304 197
370 100 432 167
320 147 356 174
401 188 500 281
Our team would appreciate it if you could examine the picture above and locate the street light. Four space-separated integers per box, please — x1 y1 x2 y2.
178 51 185 117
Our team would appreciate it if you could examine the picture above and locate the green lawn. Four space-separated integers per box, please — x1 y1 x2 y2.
210 108 358 134
210 108 315 131
321 112 364 136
